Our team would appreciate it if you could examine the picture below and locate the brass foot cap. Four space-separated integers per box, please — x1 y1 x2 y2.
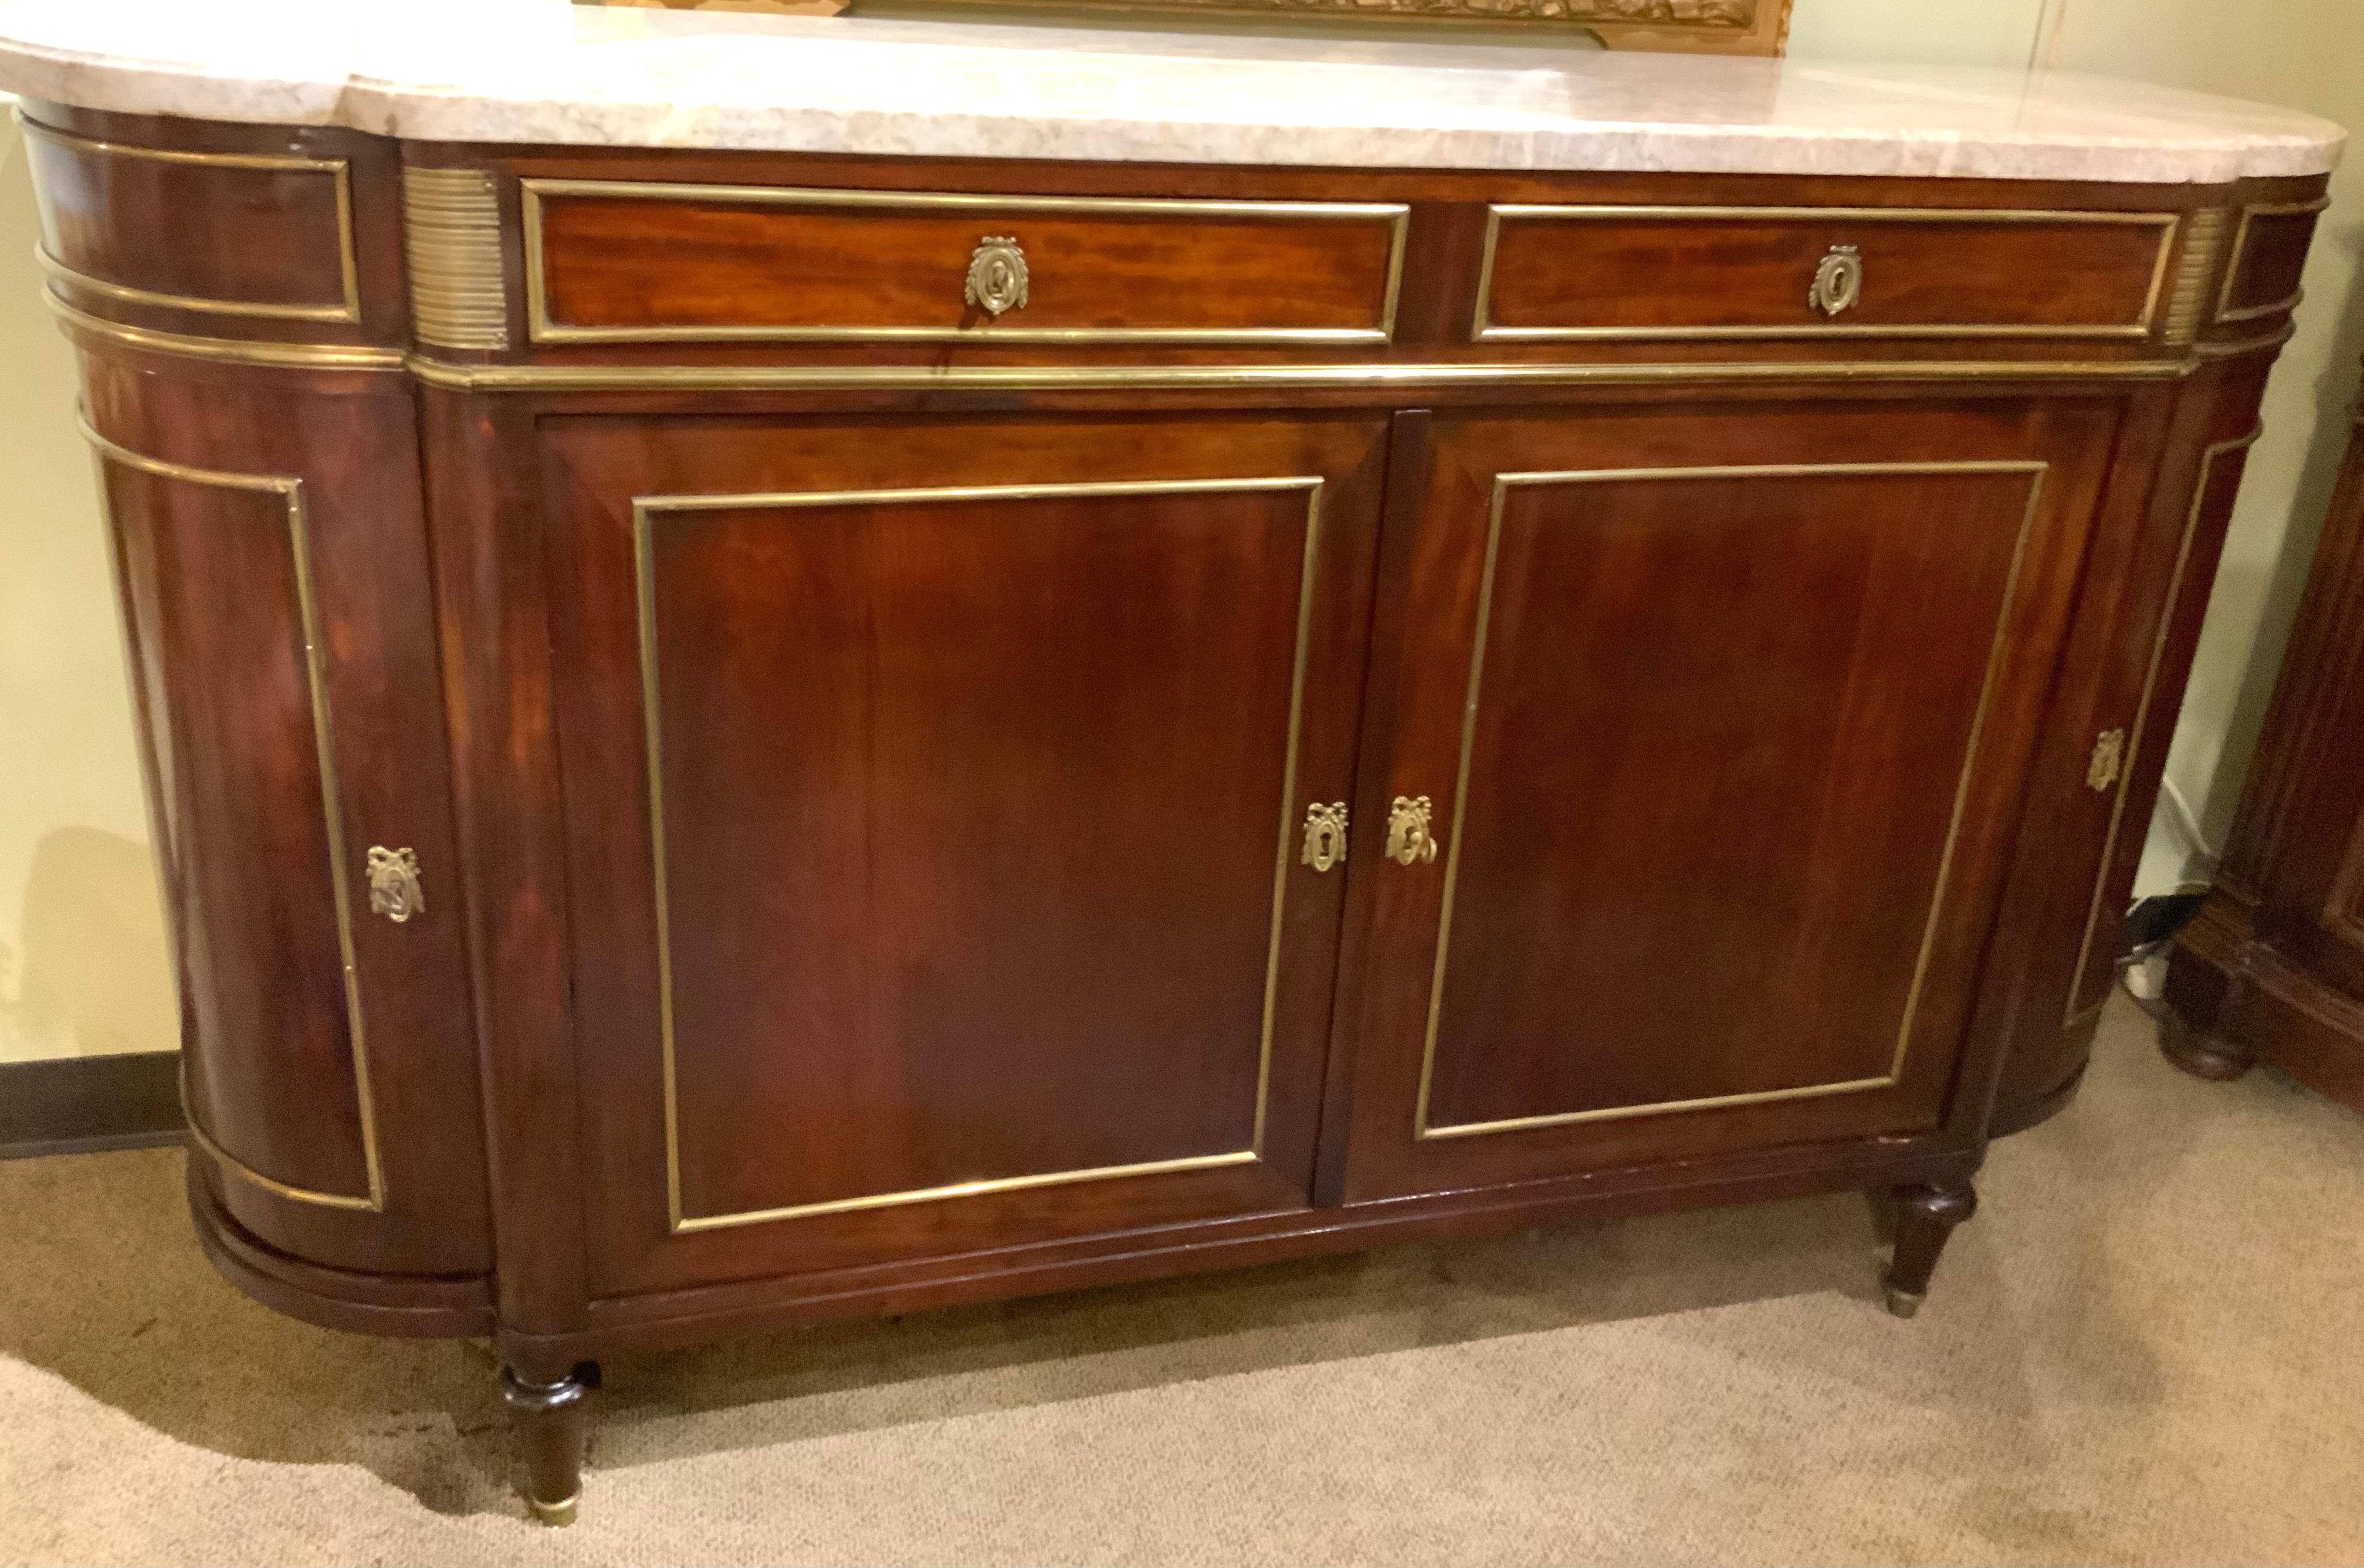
527 1492 580 1527
1884 1286 1925 1319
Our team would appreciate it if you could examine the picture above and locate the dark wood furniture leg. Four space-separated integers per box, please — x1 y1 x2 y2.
501 1363 595 1526
1882 1181 1978 1319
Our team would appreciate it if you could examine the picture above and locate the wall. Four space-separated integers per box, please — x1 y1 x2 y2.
0 6 2355 1061
0 102 176 1062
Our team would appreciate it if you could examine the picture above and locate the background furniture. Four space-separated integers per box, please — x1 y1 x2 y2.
2 9 2337 1525
2163 354 2364 1113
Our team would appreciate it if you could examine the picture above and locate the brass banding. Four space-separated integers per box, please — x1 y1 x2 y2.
2062 428 2264 1022
17 113 363 324
404 166 510 350
77 416 388 1213
44 291 405 370
1471 204 2181 343
405 355 2194 393
523 178 1409 347
1414 459 2049 1140
638 475 1324 1232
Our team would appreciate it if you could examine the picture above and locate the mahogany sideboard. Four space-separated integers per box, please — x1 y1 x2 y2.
2162 354 2364 1110
5 22 2341 1523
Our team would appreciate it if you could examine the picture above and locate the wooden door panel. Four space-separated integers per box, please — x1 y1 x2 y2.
543 415 1384 1292
1337 401 2118 1198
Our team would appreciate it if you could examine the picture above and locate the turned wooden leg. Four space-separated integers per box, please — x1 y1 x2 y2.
1881 1181 1977 1319
502 1363 594 1526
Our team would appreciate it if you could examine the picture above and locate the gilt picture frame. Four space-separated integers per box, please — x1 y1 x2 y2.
588 0 1794 55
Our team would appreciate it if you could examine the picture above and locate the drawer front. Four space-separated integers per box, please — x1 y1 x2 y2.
1475 205 2180 342
523 180 1408 347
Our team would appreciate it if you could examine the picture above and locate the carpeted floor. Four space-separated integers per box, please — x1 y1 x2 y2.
2 993 2359 1566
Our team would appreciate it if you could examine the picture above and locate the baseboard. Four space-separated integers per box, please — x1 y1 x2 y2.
0 1051 184 1160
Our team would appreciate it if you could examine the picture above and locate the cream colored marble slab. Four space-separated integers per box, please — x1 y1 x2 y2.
0 0 2342 181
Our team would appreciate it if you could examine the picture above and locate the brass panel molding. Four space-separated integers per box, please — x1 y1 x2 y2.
1414 459 2048 1140
520 179 1409 346
402 166 510 350
15 113 363 324
2063 427 2266 1023
636 475 1325 1232
1470 205 2180 343
2214 197 2334 325
77 416 388 1213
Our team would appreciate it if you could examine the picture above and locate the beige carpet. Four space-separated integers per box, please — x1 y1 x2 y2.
3 993 2360 1566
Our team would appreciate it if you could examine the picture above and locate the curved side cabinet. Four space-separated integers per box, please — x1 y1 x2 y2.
77 348 493 1289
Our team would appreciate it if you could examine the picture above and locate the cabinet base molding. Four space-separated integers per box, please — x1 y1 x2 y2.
2164 890 2364 1110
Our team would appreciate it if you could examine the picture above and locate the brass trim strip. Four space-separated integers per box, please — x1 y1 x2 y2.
43 290 405 370
2062 428 2265 1022
36 288 2200 390
17 114 362 324
78 416 387 1213
2214 197 2333 325
637 475 1323 1233
404 355 2192 394
1470 204 2181 343
522 179 1409 347
2162 209 2228 348
403 167 510 350
2192 320 2302 360
1413 459 2049 1140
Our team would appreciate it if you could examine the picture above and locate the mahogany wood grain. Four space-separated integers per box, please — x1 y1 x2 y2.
1481 209 2172 336
532 189 1401 339
2216 204 2324 325
539 412 1384 1292
79 355 492 1278
1333 398 2121 1200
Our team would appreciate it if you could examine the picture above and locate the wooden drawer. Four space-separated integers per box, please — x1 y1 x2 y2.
1474 204 2181 343
522 180 1408 347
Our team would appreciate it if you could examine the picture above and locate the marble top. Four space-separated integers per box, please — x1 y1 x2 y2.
0 0 2343 183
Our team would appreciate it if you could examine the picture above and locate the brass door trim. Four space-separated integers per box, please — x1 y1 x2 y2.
1469 205 2180 343
2062 428 2264 1024
18 113 363 324
2213 197 2333 325
404 354 2193 394
78 417 387 1213
1413 459 2050 1141
635 475 1325 1233
521 178 1408 346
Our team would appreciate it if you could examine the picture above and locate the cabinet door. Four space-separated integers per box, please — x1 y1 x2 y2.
1332 401 2119 1200
543 414 1385 1292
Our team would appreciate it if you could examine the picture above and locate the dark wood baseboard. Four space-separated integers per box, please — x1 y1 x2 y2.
0 1051 184 1160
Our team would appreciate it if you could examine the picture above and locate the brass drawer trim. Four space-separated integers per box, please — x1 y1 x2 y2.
1471 204 2181 344
1415 459 2049 1142
78 418 387 1213
636 475 1325 1233
2213 197 2333 325
522 179 1408 347
17 112 363 325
